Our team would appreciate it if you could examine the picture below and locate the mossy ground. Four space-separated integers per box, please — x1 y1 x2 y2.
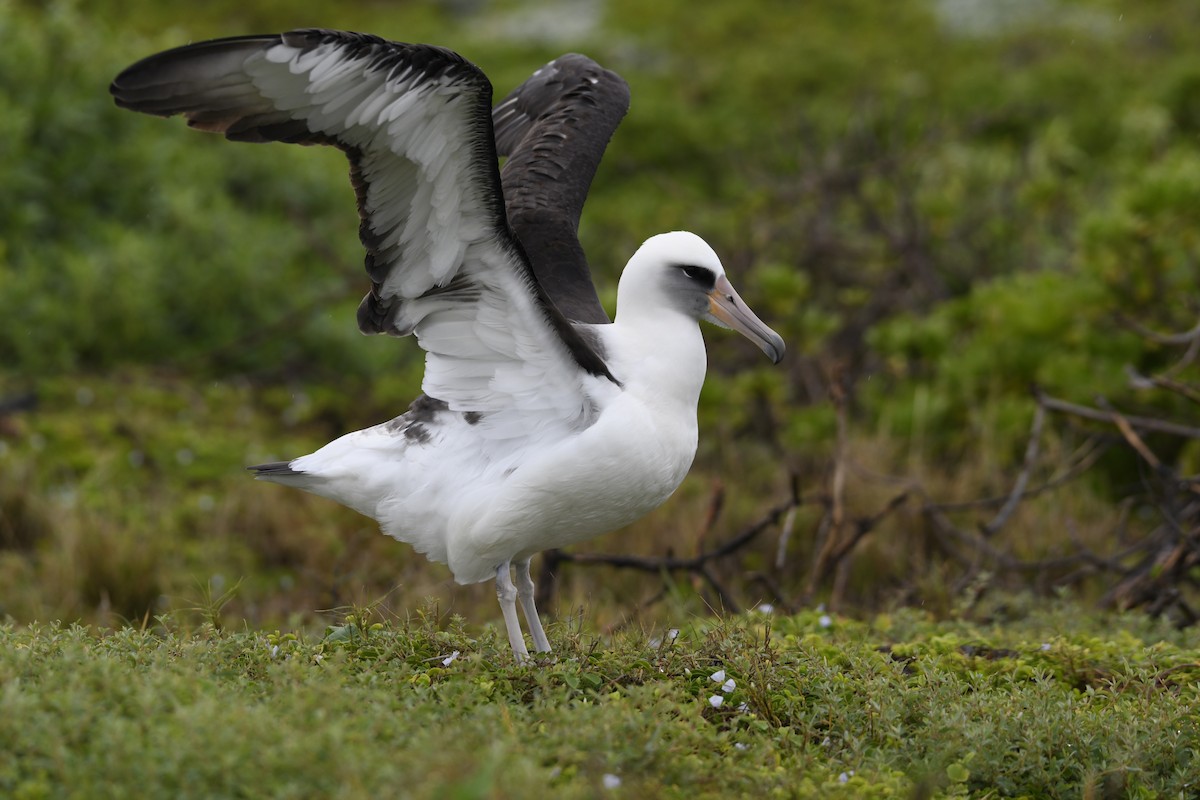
2 598 1196 799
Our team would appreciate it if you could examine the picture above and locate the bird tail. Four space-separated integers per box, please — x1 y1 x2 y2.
247 459 381 520
247 461 314 488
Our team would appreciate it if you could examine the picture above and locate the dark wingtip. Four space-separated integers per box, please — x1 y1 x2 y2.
247 461 302 476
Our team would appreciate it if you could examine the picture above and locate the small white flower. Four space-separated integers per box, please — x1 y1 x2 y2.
649 637 661 648
821 736 831 747
270 645 279 658
602 773 621 789
734 742 748 751
756 603 775 614
441 650 460 667
838 772 850 783
818 614 833 628
736 702 749 712
667 628 680 641
1040 642 1051 651
721 678 736 693
708 694 724 708
709 669 725 683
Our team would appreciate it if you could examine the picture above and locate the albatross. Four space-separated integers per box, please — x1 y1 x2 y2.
110 29 785 660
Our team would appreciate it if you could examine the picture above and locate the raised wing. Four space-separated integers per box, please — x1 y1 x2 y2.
492 54 630 324
111 29 616 423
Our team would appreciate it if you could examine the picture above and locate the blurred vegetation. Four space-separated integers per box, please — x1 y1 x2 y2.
2 0 1199 628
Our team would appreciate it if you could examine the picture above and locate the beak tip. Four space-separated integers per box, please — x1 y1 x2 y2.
707 281 786 365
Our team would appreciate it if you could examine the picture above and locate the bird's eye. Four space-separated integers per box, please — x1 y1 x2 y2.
681 265 711 281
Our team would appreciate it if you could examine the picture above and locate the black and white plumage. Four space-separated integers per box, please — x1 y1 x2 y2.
111 29 784 661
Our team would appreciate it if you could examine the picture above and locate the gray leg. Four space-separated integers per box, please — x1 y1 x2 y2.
495 562 529 662
515 558 552 653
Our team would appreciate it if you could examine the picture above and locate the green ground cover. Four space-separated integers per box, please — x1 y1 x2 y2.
2 600 1196 798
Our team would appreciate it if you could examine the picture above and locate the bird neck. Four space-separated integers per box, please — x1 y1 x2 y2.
609 306 708 412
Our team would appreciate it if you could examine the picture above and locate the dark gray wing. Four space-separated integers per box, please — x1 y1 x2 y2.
492 54 630 324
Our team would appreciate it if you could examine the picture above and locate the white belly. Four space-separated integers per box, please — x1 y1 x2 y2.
446 393 698 583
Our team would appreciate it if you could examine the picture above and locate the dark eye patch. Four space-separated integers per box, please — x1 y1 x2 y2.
678 264 715 288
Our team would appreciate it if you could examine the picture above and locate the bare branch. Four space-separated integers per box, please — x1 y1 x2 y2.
981 403 1046 537
548 492 801 595
774 505 798 570
694 480 726 558
1115 314 1200 346
1095 397 1164 472
1125 365 1200 406
1037 391 1200 439
826 491 911 567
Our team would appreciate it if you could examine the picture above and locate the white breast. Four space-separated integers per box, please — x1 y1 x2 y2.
443 315 708 583
445 391 696 582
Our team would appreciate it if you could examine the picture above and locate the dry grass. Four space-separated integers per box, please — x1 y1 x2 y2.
0 371 1172 638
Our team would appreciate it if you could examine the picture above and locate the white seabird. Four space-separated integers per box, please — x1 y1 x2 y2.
111 29 785 661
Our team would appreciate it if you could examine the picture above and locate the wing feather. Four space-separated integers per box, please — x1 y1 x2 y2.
491 54 630 324
111 28 617 431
